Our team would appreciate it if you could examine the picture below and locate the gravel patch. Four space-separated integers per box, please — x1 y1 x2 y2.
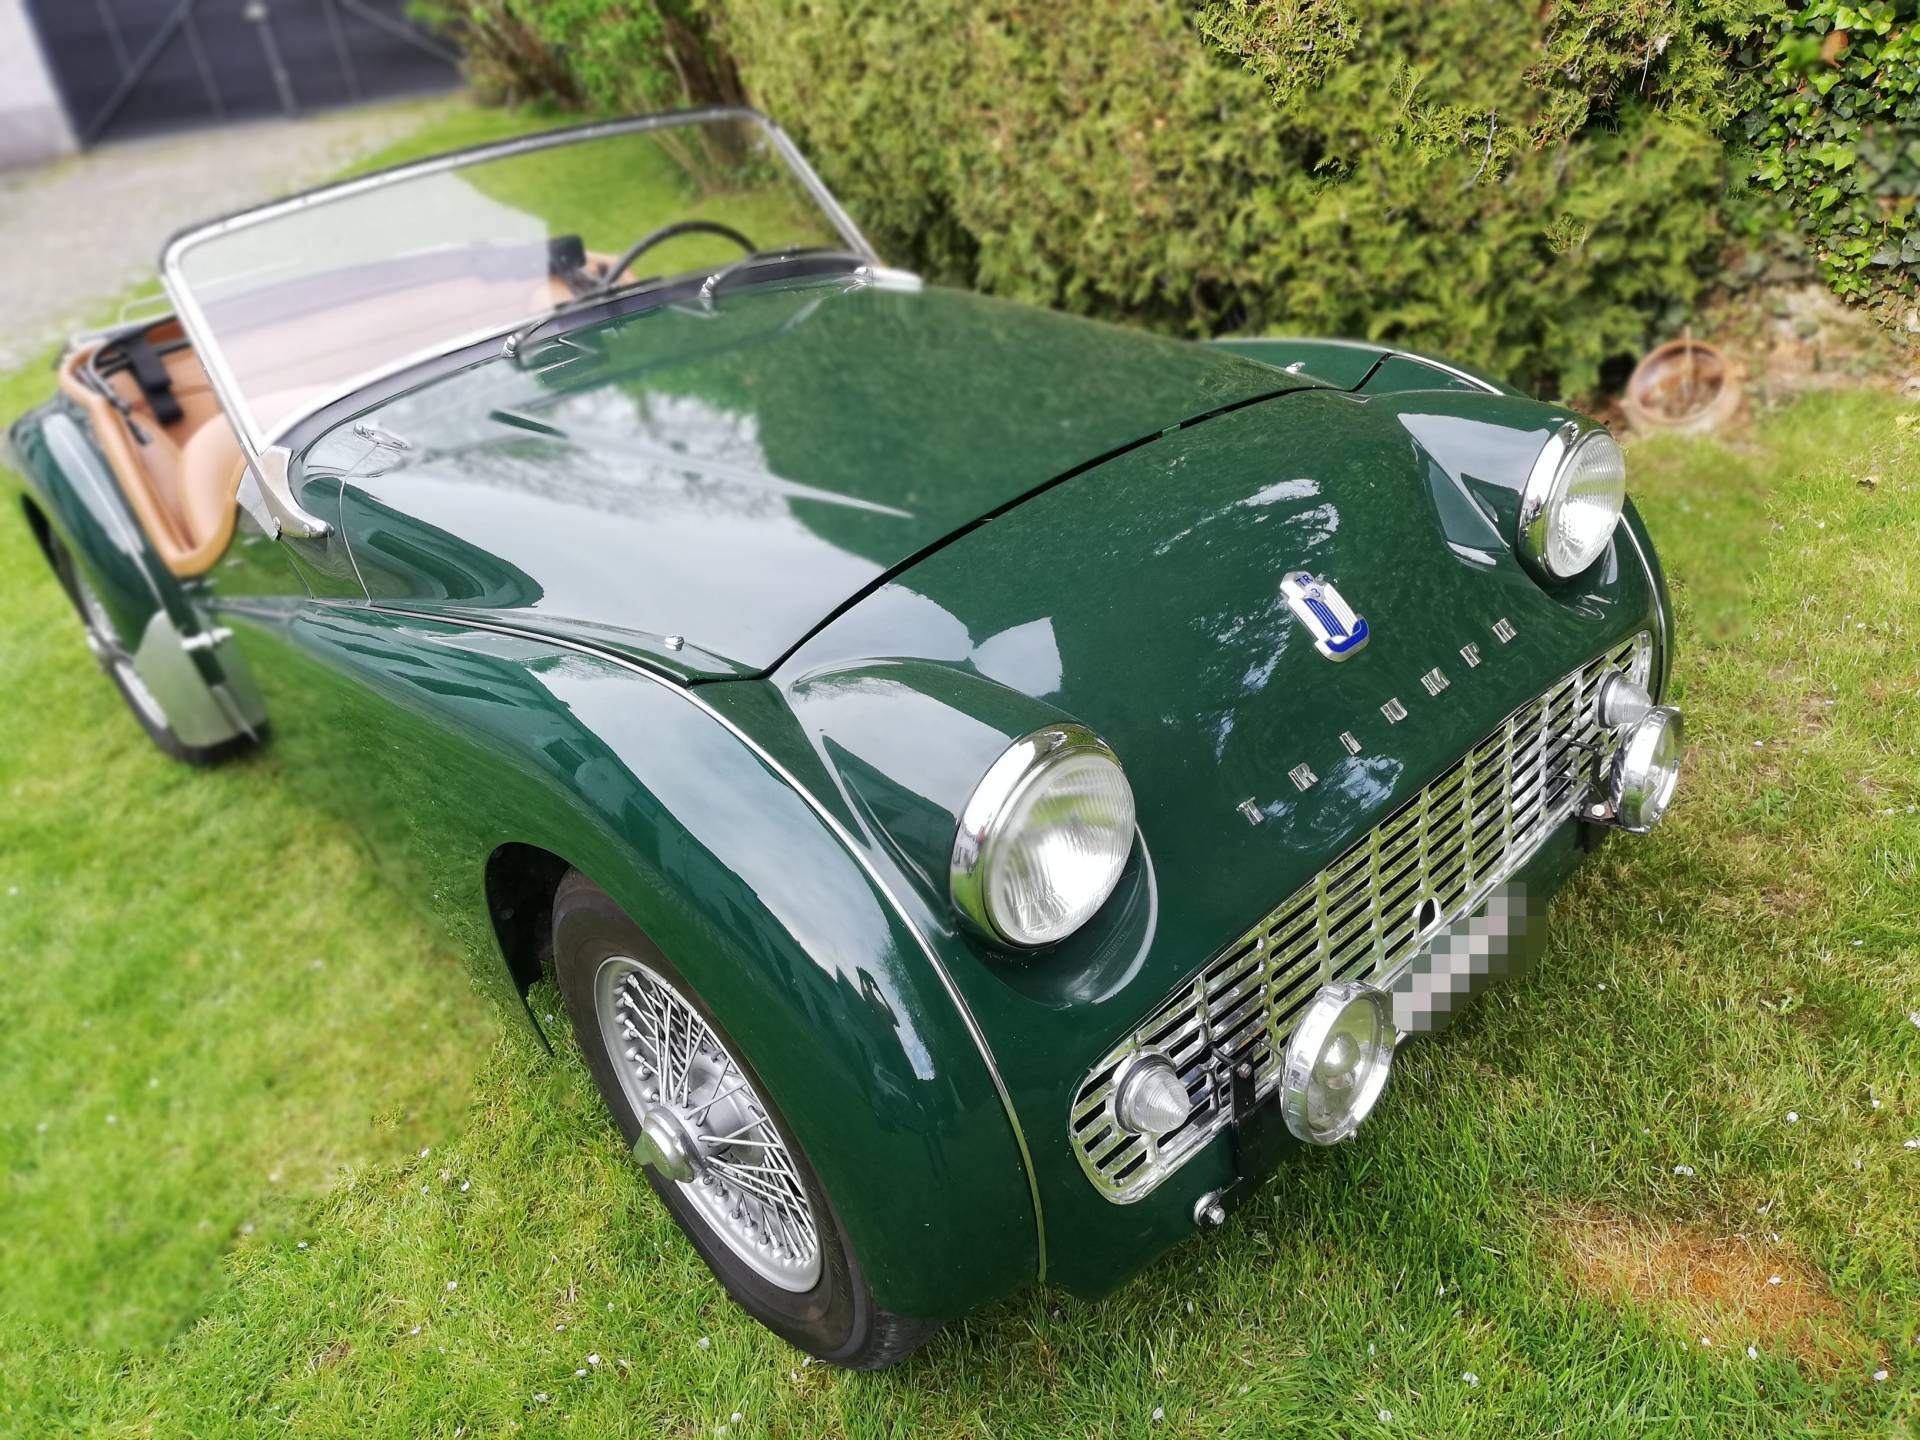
0 99 449 369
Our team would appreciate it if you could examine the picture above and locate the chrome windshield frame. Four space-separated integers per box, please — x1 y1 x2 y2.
158 106 877 477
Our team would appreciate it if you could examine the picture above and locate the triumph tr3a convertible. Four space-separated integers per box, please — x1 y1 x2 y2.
5 109 1683 1368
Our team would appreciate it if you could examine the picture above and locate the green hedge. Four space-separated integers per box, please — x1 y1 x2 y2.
711 2 1761 398
414 2 1916 397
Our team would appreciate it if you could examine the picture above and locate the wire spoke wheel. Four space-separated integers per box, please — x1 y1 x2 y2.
594 955 822 1292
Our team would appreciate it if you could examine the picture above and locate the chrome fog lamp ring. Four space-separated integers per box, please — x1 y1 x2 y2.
1279 981 1395 1146
1608 704 1684 833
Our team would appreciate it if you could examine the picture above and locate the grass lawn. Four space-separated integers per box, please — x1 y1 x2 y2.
2 107 1917 1437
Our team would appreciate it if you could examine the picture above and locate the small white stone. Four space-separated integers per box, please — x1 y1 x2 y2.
297 1241 308 1250
241 1223 254 1235
421 1185 430 1195
460 1181 470 1193
575 1368 587 1378
1597 982 1607 991
1769 1275 1782 1286
445 1281 458 1291
1151 1408 1164 1423
410 1326 421 1335
1851 940 1864 947
1378 1410 1393 1424
1461 1371 1479 1386
1368 1343 1376 1356
1873 1369 1889 1382
420 1148 431 1158
1674 1164 1695 1177
1700 1336 1712 1347
1747 1346 1759 1360
586 1355 600 1367
731 1413 743 1425
698 1336 711 1349
1904 1139 1920 1150
1908 1012 1920 1029
1785 1112 1799 1124
533 1394 549 1404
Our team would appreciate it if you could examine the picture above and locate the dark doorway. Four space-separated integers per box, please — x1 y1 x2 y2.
25 0 460 147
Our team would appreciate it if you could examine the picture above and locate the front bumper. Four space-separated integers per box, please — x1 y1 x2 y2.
1043 814 1587 1298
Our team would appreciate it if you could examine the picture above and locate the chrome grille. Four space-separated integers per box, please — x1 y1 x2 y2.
1070 634 1650 1201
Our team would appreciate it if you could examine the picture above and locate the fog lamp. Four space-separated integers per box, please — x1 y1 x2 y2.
1609 705 1684 833
1112 1051 1193 1138
1279 982 1394 1146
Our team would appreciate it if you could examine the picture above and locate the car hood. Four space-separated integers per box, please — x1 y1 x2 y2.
772 387 1659 999
320 276 1303 678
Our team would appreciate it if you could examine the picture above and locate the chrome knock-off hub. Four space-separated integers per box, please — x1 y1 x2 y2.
593 956 822 1292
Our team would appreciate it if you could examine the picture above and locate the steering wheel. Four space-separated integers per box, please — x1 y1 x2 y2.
598 220 758 293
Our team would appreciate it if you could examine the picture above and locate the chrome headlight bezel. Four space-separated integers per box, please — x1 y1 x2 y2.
950 723 1136 948
1518 420 1627 580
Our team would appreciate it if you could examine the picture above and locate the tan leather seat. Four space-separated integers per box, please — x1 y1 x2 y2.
59 343 242 577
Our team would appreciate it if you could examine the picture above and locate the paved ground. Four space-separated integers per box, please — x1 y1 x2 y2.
0 99 447 369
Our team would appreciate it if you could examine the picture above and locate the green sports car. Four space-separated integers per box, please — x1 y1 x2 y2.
4 109 1682 1368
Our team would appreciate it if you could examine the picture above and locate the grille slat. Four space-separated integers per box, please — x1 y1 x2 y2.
1068 633 1650 1201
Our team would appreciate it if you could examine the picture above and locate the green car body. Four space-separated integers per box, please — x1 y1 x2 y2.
4 119 1675 1337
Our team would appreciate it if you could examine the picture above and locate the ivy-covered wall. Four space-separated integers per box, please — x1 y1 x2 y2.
1747 1 1918 307
413 1 1919 398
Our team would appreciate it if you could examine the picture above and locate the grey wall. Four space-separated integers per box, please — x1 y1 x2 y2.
0 0 76 171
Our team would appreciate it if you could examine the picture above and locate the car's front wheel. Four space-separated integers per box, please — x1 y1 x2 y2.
551 870 937 1369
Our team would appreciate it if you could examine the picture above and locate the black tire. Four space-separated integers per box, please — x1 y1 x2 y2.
551 870 938 1369
46 534 243 766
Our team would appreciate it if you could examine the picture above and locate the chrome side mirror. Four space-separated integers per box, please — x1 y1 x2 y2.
239 444 330 540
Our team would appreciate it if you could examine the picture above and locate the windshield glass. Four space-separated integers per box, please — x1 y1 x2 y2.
164 112 864 449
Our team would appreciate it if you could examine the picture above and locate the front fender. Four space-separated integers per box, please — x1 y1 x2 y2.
225 600 1038 1319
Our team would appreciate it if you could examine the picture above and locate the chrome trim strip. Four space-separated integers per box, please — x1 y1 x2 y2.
1618 518 1672 702
1386 350 1501 394
160 108 877 475
345 602 1048 1278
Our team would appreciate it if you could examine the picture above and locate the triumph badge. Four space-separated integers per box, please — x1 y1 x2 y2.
1281 571 1369 662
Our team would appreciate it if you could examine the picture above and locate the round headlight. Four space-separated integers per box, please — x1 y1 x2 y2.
951 724 1136 947
1519 424 1626 579
1609 705 1684 833
1280 982 1395 1145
